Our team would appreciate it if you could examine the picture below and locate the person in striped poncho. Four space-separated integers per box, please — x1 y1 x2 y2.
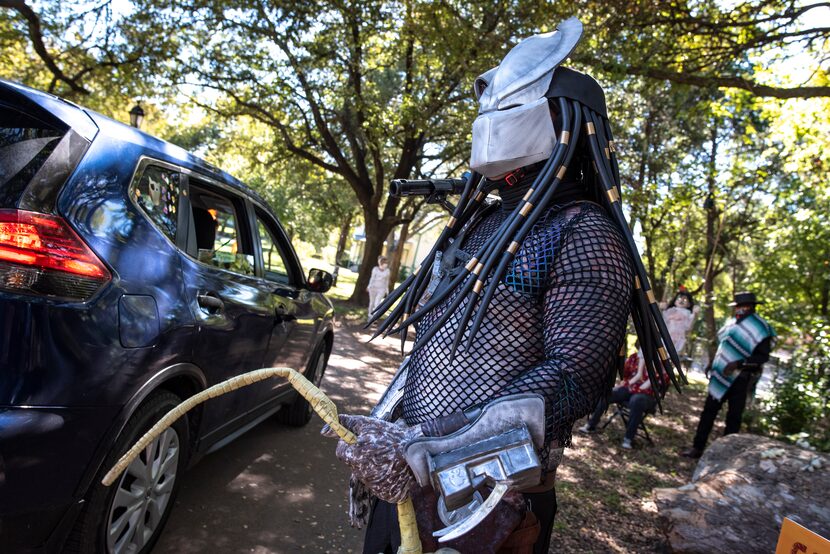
681 291 776 459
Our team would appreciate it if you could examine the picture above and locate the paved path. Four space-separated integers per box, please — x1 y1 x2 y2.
155 322 404 554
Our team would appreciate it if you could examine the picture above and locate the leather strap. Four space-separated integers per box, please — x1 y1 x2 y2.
522 473 556 494
498 511 541 553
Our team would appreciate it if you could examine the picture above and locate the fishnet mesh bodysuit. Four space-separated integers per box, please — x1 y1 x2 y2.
402 201 633 467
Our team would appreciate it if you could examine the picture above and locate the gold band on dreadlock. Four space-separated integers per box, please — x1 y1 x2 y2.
457 99 584 356
376 178 497 339
391 176 482 350
595 113 682 382
395 98 576 353
365 172 485 342
388 108 570 339
579 105 685 401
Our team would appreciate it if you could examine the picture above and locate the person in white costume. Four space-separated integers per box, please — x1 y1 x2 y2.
367 256 390 317
661 287 698 356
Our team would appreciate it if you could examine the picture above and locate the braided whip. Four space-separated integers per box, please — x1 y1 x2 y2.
101 367 423 554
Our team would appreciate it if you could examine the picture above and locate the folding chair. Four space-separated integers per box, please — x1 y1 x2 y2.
599 400 655 445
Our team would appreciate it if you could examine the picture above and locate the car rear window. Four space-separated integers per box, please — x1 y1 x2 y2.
133 165 180 242
0 106 65 208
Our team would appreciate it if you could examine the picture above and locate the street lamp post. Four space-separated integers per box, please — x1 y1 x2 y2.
129 104 145 129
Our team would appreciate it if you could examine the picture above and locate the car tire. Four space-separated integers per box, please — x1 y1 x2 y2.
277 343 329 427
65 390 189 554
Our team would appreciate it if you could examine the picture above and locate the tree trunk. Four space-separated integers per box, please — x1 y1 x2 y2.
388 221 410 289
703 126 719 360
331 213 352 284
645 231 658 295
659 250 675 302
704 216 717 360
629 110 652 233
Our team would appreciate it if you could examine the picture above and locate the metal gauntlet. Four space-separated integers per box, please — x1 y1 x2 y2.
403 394 545 542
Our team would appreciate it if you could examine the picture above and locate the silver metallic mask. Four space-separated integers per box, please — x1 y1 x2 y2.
470 17 583 178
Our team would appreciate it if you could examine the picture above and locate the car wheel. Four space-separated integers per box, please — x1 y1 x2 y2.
277 343 329 427
65 390 189 554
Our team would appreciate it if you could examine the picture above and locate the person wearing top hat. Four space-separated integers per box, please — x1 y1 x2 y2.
681 291 776 458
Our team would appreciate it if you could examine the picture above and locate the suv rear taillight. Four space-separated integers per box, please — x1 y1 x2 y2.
0 209 110 300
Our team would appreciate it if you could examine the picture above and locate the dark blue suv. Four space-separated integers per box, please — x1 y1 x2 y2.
0 80 335 553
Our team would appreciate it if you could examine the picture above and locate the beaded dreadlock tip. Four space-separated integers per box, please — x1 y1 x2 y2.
411 332 432 354
448 333 463 365
366 273 418 329
399 324 408 343
370 300 394 322
365 309 389 329
370 311 402 342
447 348 458 367
396 313 418 331
407 268 479 329
386 323 405 336
463 319 483 352
401 298 441 328
452 307 477 359
464 273 506 351
410 279 477 355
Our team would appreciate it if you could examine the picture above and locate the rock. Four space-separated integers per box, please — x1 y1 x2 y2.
654 434 830 554
758 459 777 473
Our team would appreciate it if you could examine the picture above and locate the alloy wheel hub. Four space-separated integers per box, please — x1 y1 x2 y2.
106 427 180 554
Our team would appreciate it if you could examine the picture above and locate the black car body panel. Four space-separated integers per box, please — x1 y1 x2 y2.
0 79 335 552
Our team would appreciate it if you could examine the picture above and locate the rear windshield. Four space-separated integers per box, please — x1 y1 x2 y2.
0 105 65 208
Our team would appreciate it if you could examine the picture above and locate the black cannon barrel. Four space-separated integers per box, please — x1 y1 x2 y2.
390 178 467 197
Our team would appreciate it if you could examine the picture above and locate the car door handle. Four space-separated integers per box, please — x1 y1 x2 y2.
275 303 296 322
197 293 224 314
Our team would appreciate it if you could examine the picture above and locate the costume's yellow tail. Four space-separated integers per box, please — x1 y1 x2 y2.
102 367 422 554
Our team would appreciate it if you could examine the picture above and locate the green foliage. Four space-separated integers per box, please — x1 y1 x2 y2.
761 318 830 450
577 0 830 99
2 0 829 329
0 1 179 116
118 0 581 300
770 370 821 436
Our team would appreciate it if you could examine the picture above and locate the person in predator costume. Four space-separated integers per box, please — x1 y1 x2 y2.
323 18 684 553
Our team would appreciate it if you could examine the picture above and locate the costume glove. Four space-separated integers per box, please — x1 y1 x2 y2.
321 414 421 504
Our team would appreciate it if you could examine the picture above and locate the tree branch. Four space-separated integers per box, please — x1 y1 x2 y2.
0 0 90 94
600 59 830 98
251 2 365 195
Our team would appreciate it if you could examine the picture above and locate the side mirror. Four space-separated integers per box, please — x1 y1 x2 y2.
307 268 333 293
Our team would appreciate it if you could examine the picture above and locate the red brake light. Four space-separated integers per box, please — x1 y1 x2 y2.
0 209 110 282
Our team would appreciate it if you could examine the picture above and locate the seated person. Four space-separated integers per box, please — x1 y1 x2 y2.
578 349 669 449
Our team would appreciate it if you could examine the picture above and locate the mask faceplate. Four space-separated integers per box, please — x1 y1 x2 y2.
470 97 556 178
470 17 583 178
